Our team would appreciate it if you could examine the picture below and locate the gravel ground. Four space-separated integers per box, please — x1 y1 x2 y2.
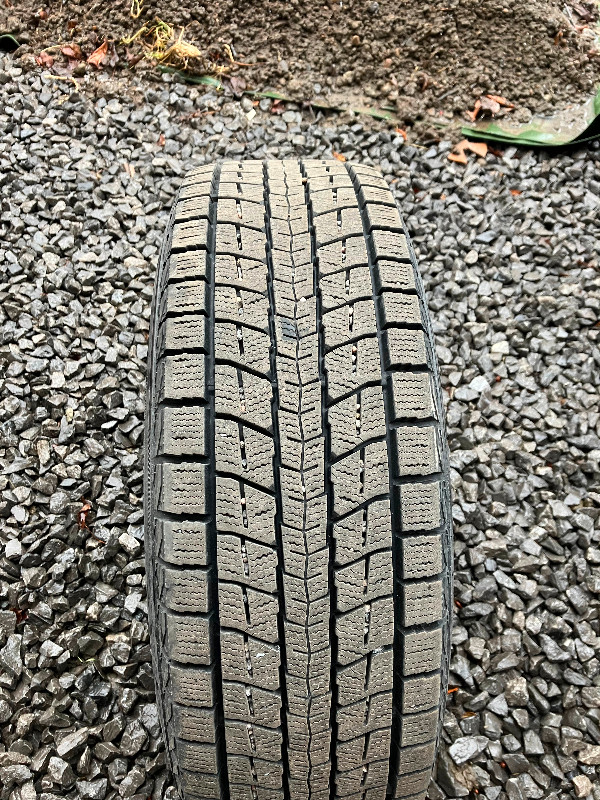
1 57 600 800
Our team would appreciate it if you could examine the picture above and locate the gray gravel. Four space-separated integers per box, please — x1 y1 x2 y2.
1 56 599 800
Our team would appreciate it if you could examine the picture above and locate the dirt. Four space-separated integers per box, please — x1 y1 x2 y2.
2 0 600 140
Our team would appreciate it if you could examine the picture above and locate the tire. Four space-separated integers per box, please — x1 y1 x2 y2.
144 159 452 800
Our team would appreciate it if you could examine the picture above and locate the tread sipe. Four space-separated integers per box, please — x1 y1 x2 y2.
144 159 452 800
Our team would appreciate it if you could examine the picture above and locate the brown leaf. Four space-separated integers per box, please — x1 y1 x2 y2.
78 501 92 529
61 43 82 60
479 95 501 116
87 40 108 68
467 141 488 158
467 99 481 122
36 51 54 67
158 133 166 146
67 19 77 31
332 151 346 162
395 127 408 141
510 189 522 196
486 94 514 108
229 75 247 97
448 151 468 165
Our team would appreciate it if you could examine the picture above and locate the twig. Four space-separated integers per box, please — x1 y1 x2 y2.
43 73 80 90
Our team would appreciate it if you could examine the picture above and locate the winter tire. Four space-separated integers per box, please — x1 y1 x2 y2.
144 159 452 800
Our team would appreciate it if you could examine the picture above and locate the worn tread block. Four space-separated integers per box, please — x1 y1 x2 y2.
215 254 269 294
310 186 360 216
217 197 265 229
403 628 443 676
225 720 282 760
335 759 389 795
160 314 208 353
215 363 273 433
177 740 218 773
337 646 393 702
174 705 217 743
320 265 373 311
180 769 220 798
215 286 270 332
329 386 386 458
395 426 439 477
399 711 438 747
333 498 392 566
336 728 391 770
170 665 213 708
218 534 278 592
215 322 271 377
176 194 211 222
158 353 205 402
167 250 206 282
223 682 282 728
156 406 206 457
381 293 422 327
317 236 369 276
383 329 427 369
401 536 442 580
227 755 283 789
365 203 402 231
402 674 441 714
399 481 441 532
371 229 410 262
215 418 275 489
390 372 435 421
325 337 381 403
172 219 209 250
394 768 431 799
402 580 443 627
166 613 211 665
335 551 393 612
397 742 436 776
336 596 394 664
331 440 389 517
323 299 378 350
157 462 207 515
219 582 279 642
314 207 364 247
374 259 415 291
162 280 208 318
216 477 276 545
160 566 209 613
216 224 266 262
158 519 208 566
229 787 284 800
336 691 392 740
358 185 396 208
221 632 280 689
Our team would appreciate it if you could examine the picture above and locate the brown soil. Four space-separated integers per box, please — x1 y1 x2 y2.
2 0 600 139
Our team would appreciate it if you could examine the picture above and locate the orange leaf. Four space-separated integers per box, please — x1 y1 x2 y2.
510 189 522 196
87 40 108 68
467 99 481 122
36 51 54 67
158 133 166 146
61 43 82 60
395 128 408 141
332 151 346 162
466 141 488 158
487 94 514 108
448 152 468 165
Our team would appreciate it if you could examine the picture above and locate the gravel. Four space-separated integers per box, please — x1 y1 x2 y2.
0 56 599 800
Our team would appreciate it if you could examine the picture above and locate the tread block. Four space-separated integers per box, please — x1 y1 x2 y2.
217 197 266 229
336 728 391 770
335 759 389 794
374 260 416 292
331 440 389 517
174 705 217 743
395 768 431 799
383 329 427 368
221 632 280 689
365 203 402 231
394 426 439 477
310 185 360 216
371 229 410 262
156 405 206 457
172 218 209 250
215 419 275 489
284 618 330 656
397 741 436 776
401 535 442 580
402 628 442 676
403 674 441 714
216 477 276 545
218 534 278 592
402 580 443 627
170 665 213 708
228 755 283 789
329 386 386 458
179 178 212 202
381 294 422 327
218 582 279 642
168 250 206 282
324 299 378 350
215 286 270 331
215 364 273 432
283 581 329 628
157 519 208 566
359 185 397 208
279 464 324 502
225 720 282 760
320 265 373 311
160 566 209 613
215 254 268 294
314 207 364 247
335 550 393 612
325 337 381 403
162 279 207 317
333 499 392 566
216 224 266 262
157 462 207 515
175 194 211 222
160 313 207 352
399 710 438 747
177 740 217 773
181 770 220 798
336 596 394 664
336 692 392 740
166 613 211 665
390 372 435 421
230 788 284 800
215 322 271 377
286 680 331 716
399 481 441 532
223 682 282 728
317 236 369 276
158 353 205 402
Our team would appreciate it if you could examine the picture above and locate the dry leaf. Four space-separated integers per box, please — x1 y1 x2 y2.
448 151 468 165
487 94 514 108
395 127 408 141
61 43 82 60
467 141 488 158
332 151 346 162
510 189 522 196
78 501 92 529
87 40 108 68
229 75 247 97
158 133 166 146
479 95 501 116
36 51 54 67
467 99 481 123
